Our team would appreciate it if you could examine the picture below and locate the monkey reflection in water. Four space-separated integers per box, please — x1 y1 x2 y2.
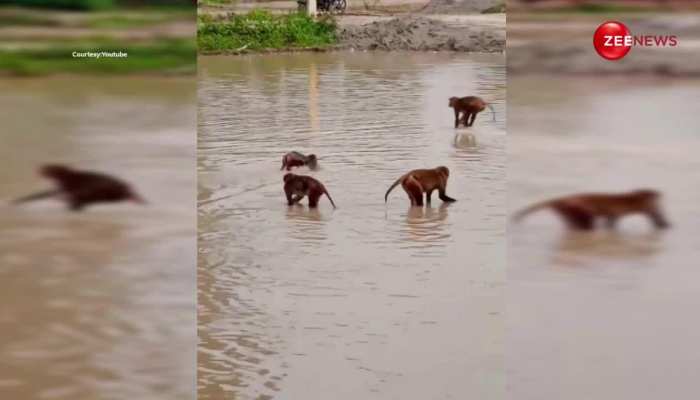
512 189 670 231
403 203 451 242
13 164 145 211
454 132 477 148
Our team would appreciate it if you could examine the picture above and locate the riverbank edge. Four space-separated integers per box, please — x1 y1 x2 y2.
198 45 505 56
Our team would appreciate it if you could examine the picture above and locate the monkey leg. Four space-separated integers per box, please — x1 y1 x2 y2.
605 216 618 229
68 199 85 212
647 210 670 229
292 195 305 204
308 189 322 208
426 189 433 205
402 177 424 207
438 188 456 203
468 112 477 127
281 156 287 170
460 113 471 127
555 204 594 230
286 190 302 205
454 109 461 128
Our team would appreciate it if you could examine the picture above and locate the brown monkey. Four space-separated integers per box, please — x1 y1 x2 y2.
13 164 145 211
283 173 336 208
512 189 670 230
448 96 496 128
281 151 318 171
384 166 456 206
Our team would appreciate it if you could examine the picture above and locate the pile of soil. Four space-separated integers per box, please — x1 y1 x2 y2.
420 0 504 14
337 16 504 52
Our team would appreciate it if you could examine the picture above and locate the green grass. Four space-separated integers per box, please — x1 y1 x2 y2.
85 11 192 28
0 38 195 76
197 10 337 53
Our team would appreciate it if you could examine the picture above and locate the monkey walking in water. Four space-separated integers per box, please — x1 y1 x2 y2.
283 173 336 208
448 96 496 128
280 151 318 171
13 164 145 211
512 189 670 230
385 166 457 207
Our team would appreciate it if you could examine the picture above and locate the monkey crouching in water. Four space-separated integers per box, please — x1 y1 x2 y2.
385 166 456 207
512 189 670 230
281 152 318 171
448 96 496 128
283 173 336 208
13 164 145 211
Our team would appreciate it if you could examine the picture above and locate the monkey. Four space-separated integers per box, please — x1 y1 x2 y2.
448 96 496 128
13 164 145 211
384 166 456 207
511 189 670 230
280 151 318 171
283 173 336 208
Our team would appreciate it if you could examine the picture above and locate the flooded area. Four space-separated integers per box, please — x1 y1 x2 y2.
0 78 196 400
198 52 505 399
508 76 700 399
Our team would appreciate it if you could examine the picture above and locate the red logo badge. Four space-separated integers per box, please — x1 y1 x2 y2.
593 21 632 61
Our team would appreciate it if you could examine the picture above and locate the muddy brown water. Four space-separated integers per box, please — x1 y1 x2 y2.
508 76 700 400
198 52 506 399
0 77 196 400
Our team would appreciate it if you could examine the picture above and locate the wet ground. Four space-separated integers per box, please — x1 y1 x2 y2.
508 75 700 400
0 77 196 400
198 51 505 399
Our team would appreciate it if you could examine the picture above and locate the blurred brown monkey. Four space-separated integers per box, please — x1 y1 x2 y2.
512 189 670 230
13 164 145 211
449 96 496 128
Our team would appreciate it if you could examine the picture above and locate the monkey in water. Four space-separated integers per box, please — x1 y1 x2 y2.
384 166 456 207
283 173 336 208
511 189 670 230
13 164 145 211
280 151 318 171
448 96 496 128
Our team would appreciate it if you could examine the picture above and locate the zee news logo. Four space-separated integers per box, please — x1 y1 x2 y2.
593 21 679 61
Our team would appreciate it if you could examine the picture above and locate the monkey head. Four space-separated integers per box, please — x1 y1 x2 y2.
307 154 318 170
448 97 459 107
436 166 450 179
40 164 73 180
283 173 296 183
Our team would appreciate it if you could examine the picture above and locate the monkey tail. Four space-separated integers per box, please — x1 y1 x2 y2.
280 156 286 171
511 200 552 223
487 103 496 122
322 186 337 209
12 189 61 205
384 174 407 203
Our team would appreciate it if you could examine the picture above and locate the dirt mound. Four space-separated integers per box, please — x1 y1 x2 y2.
420 0 504 14
338 16 504 52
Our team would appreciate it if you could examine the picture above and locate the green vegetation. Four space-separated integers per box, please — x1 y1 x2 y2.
198 10 337 53
482 1 505 14
1 0 115 10
0 9 192 29
0 39 195 76
0 0 194 10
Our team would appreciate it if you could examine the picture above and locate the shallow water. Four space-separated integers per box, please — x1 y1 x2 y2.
0 77 196 400
508 76 700 400
198 52 506 399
